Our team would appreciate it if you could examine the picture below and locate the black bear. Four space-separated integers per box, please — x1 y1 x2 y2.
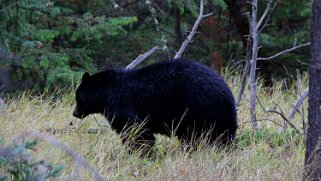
73 59 237 149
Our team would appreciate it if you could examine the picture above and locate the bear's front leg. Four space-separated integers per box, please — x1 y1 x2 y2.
109 110 155 154
124 130 155 156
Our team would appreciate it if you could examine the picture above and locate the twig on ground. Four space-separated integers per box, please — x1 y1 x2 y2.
43 128 108 134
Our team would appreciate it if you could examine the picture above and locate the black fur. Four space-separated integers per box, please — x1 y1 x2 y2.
73 60 237 148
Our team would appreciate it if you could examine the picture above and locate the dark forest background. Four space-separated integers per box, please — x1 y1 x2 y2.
0 0 310 92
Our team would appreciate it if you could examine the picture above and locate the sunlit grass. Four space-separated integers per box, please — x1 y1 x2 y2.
0 71 308 180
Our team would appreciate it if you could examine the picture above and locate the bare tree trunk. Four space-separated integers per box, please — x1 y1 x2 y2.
249 0 259 130
304 0 321 180
235 0 307 130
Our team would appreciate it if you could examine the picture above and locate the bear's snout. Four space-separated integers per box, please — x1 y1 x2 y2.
72 110 79 118
72 105 82 118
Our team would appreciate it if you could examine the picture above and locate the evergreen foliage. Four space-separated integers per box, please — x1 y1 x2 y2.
0 0 311 91
0 139 64 180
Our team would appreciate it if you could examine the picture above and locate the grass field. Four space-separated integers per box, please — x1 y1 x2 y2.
0 72 308 180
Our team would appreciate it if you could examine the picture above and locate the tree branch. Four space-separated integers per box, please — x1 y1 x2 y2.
288 89 309 120
257 98 301 134
235 59 250 107
257 0 273 29
125 46 160 70
125 0 213 68
266 109 301 134
258 0 279 32
173 0 213 60
257 42 310 61
17 4 51 14
0 2 19 13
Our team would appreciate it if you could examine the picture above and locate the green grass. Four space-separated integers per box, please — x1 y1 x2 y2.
0 73 308 180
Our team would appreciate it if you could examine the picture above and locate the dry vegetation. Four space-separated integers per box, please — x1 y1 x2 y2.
0 71 308 180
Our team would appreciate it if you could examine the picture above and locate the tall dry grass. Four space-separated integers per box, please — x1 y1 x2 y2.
0 72 308 180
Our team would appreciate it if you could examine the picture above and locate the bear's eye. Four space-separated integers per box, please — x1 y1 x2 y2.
76 92 87 102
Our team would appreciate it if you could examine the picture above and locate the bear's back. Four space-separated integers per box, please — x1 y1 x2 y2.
120 60 236 135
129 60 234 105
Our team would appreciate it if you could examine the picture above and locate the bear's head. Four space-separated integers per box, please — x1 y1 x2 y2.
73 71 118 119
73 72 93 118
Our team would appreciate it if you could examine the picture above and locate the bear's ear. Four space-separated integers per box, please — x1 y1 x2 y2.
82 72 90 82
